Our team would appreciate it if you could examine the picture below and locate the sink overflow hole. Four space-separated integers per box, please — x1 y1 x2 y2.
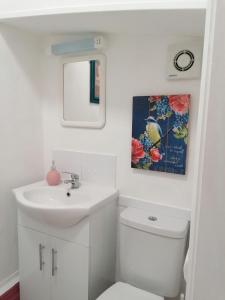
148 216 158 222
67 192 71 197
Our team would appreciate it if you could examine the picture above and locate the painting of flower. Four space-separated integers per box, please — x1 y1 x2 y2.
131 94 190 175
132 138 145 164
168 95 189 115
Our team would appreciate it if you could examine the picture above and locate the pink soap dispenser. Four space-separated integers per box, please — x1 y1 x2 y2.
46 160 61 186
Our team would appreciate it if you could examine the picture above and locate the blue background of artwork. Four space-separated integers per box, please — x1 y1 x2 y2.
132 96 189 175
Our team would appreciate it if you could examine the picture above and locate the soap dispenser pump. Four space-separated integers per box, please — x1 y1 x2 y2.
46 160 61 186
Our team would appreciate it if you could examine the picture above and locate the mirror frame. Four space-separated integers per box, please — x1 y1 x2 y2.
61 54 106 128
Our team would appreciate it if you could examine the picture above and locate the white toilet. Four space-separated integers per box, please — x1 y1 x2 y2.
97 207 189 300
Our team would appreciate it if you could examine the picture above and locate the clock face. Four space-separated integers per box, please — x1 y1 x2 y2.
173 50 195 72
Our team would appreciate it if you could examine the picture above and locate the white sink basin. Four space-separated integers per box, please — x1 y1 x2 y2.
14 181 118 228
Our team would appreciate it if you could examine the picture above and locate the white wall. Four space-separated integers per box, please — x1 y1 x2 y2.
0 26 203 289
0 25 44 286
42 34 201 210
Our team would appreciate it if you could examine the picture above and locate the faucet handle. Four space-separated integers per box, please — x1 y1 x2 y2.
62 172 79 179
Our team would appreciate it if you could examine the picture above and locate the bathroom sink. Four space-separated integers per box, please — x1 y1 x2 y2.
14 181 118 227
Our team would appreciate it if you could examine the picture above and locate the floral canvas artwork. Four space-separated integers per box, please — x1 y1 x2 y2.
131 94 190 175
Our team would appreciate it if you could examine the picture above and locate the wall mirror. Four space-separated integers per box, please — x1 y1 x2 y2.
61 54 106 128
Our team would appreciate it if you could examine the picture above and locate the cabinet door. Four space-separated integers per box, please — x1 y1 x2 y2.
50 237 89 300
18 226 50 300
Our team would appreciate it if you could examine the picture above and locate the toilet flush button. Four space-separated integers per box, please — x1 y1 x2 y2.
148 216 158 222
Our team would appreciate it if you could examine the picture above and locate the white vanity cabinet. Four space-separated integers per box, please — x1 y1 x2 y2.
18 227 50 300
17 200 117 300
18 226 89 300
50 237 89 300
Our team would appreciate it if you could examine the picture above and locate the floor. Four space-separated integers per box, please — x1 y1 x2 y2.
0 284 19 300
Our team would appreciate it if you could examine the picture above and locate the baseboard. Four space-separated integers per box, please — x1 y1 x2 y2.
0 272 19 296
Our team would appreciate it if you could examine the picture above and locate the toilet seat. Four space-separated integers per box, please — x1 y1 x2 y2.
97 282 164 300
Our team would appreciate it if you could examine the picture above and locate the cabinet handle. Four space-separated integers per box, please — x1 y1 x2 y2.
51 248 57 276
39 244 45 271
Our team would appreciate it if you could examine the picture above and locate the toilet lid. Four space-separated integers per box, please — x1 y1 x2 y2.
97 282 164 300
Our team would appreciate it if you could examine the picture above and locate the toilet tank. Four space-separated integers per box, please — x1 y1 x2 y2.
119 207 189 298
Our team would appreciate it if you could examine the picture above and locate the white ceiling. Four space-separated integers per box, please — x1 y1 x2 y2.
1 9 206 36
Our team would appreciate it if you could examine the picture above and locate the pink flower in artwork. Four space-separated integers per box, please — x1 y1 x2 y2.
168 95 190 115
149 95 162 102
149 148 162 163
132 138 145 164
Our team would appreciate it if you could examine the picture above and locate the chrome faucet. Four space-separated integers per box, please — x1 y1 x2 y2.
63 172 80 189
